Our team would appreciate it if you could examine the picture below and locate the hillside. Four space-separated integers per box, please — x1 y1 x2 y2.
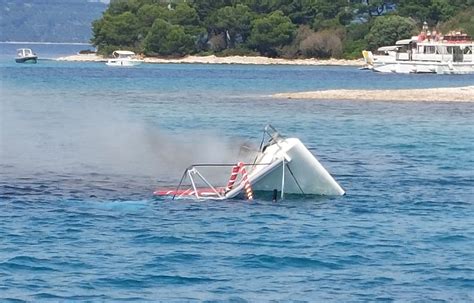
0 0 107 42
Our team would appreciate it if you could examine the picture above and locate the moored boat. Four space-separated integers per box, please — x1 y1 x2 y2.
106 50 142 67
363 24 474 74
15 48 38 64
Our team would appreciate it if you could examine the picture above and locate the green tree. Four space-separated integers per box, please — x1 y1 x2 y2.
90 0 473 59
169 3 207 50
439 7 474 36
248 11 296 56
397 0 431 23
312 0 351 30
136 4 170 32
283 0 318 25
107 0 143 15
92 11 141 54
208 4 255 48
397 0 457 24
169 3 201 27
191 0 235 19
427 0 456 23
144 18 194 56
343 23 370 58
366 15 417 49
241 0 274 14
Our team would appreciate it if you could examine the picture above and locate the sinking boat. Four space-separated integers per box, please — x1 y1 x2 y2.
154 125 345 200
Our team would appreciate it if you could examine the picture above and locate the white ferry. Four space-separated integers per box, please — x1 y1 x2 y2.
363 24 474 74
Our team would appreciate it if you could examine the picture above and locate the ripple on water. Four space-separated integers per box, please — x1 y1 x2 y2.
1 62 473 301
0 256 59 273
236 254 342 270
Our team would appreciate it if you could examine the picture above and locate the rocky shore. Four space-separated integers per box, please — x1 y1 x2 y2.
273 86 474 102
56 53 363 66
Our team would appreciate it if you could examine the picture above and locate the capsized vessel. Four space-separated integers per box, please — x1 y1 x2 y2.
154 125 345 200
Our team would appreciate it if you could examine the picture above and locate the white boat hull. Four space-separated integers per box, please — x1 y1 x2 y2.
363 36 474 75
226 138 345 197
106 59 141 67
373 61 474 74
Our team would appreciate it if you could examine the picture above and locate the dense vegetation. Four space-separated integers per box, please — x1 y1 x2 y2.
0 0 107 43
92 0 474 58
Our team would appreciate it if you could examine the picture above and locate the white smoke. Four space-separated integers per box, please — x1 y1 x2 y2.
0 91 245 183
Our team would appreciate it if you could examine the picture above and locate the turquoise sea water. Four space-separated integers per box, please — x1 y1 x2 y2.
1 44 474 301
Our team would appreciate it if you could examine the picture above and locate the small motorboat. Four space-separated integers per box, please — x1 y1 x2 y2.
15 48 38 64
154 125 345 200
106 50 142 67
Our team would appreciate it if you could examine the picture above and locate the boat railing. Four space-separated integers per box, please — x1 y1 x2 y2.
170 162 273 200
264 124 283 142
249 124 285 169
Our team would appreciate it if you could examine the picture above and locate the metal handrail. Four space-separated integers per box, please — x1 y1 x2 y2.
171 162 273 200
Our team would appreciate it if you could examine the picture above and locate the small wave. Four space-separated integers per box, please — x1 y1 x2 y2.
248 213 289 220
1 255 90 272
423 276 474 288
96 200 150 212
144 274 224 284
432 234 469 243
152 253 203 263
0 261 58 272
337 254 372 265
95 274 220 288
1 298 27 303
34 293 109 300
237 254 341 270
131 234 183 244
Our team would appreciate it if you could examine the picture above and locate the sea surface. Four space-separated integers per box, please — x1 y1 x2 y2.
1 44 473 302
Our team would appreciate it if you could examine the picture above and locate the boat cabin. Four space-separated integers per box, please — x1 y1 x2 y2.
112 50 136 59
364 23 474 74
388 33 474 63
15 48 38 63
106 50 142 67
17 48 34 57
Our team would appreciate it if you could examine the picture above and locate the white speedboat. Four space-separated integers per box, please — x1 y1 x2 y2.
15 48 37 64
106 50 142 67
154 125 345 200
363 25 474 74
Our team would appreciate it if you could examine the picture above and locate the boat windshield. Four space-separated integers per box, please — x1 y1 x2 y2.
113 51 136 59
17 49 33 57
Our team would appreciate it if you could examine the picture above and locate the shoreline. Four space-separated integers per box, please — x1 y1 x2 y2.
0 41 91 45
273 86 474 102
56 53 364 66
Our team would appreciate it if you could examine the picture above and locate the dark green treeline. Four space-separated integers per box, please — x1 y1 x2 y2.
92 0 474 58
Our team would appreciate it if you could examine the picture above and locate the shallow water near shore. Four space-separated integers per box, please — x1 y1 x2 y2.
1 45 474 301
